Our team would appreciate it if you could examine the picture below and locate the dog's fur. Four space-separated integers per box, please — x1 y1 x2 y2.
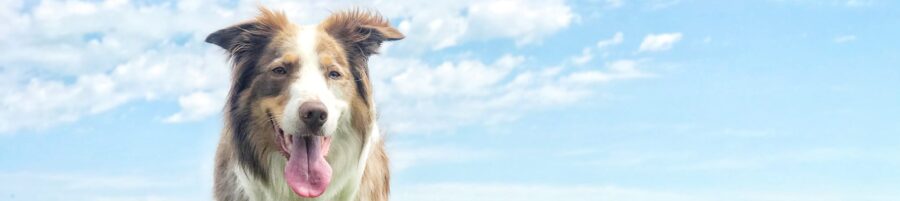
206 7 402 201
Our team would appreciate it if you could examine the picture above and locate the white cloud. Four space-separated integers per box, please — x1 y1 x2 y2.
563 60 653 84
0 0 238 75
0 45 230 132
371 55 652 134
566 32 625 65
833 35 857 43
0 0 239 132
568 32 626 66
367 0 575 50
570 47 594 65
466 0 575 46
0 0 589 133
164 91 224 123
597 32 625 48
0 74 126 132
638 33 683 52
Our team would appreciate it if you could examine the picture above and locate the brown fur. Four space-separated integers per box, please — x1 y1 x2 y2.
207 7 402 201
319 10 403 201
322 9 404 107
358 138 391 200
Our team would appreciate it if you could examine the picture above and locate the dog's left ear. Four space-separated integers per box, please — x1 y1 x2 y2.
205 7 291 54
321 10 405 57
205 22 263 51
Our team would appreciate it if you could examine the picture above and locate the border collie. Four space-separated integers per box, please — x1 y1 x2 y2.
205 7 403 201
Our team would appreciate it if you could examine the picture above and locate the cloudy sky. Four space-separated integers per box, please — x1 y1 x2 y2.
2 0 899 200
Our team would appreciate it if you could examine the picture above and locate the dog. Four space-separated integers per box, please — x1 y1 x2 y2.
205 7 403 201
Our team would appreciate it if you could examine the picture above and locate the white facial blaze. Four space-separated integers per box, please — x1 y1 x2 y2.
281 25 346 136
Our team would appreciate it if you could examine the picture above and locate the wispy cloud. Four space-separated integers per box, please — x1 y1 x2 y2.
639 33 683 52
597 32 625 49
567 32 625 66
569 47 595 65
563 59 654 84
834 35 858 43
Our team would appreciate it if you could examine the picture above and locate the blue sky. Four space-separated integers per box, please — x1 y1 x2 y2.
2 0 899 200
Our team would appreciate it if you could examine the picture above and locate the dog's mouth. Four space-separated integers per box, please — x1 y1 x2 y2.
271 118 333 198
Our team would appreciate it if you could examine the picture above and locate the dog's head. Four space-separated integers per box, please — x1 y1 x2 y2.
206 8 402 197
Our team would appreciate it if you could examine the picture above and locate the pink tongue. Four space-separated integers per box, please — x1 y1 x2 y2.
284 135 332 197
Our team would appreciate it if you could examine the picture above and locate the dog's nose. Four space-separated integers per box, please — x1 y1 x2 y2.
299 101 328 132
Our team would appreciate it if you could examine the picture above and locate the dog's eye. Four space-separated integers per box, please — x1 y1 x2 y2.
328 70 342 79
272 67 287 75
